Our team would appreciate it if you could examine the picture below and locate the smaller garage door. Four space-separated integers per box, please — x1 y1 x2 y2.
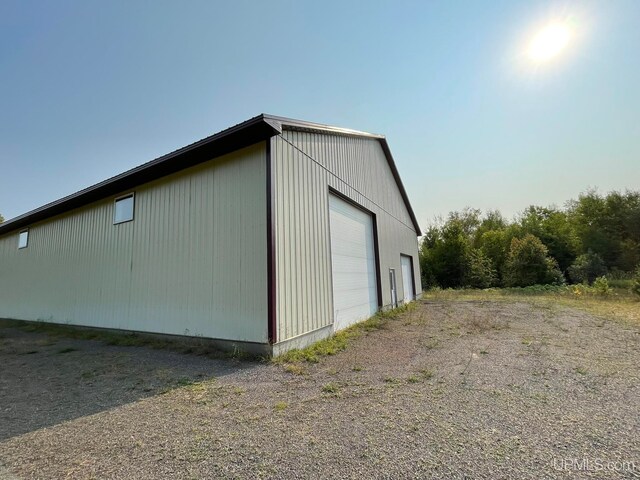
329 194 378 331
401 255 415 303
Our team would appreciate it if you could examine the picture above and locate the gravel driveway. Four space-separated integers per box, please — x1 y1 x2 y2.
1 300 639 479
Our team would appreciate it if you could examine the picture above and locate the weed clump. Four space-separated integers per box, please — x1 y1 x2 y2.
592 276 612 296
631 267 640 298
274 303 415 365
274 401 288 411
321 383 340 395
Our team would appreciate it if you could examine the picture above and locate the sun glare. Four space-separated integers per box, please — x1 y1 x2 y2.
528 23 571 62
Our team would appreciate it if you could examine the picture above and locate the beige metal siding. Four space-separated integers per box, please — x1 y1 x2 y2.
272 131 421 342
0 143 268 343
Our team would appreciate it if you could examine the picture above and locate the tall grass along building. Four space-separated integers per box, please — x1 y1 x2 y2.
0 115 421 354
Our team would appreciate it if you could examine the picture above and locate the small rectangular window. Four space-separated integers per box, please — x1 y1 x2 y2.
114 194 134 224
18 230 29 249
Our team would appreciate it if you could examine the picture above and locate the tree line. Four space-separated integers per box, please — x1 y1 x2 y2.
419 189 640 289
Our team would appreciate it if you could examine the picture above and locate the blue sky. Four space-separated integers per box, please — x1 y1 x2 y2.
1 0 638 227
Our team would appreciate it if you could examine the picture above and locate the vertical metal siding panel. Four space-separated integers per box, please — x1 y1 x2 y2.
299 132 308 336
310 144 320 332
282 136 289 333
320 169 331 329
289 133 299 339
282 139 291 338
286 138 296 340
279 138 289 341
303 137 312 335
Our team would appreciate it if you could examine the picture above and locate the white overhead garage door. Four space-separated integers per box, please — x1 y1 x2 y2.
329 194 378 331
401 255 415 302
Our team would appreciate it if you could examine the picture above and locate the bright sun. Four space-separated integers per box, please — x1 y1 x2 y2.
528 23 572 62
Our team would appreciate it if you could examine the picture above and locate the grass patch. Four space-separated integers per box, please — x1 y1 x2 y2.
467 316 508 333
423 287 639 327
232 386 245 395
608 279 632 289
283 363 307 375
274 401 288 411
274 303 415 365
176 377 197 387
321 383 340 395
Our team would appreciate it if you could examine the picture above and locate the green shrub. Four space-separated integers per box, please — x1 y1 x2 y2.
503 234 565 287
592 276 612 296
631 267 640 297
568 251 608 284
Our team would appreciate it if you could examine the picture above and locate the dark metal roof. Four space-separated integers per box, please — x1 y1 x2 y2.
0 114 420 235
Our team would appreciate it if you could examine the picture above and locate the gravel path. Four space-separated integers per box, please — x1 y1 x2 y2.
1 300 639 479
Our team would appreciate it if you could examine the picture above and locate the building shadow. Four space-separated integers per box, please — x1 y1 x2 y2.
0 326 261 442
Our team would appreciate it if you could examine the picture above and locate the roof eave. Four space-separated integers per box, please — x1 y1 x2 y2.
264 114 385 140
378 139 421 235
0 115 281 236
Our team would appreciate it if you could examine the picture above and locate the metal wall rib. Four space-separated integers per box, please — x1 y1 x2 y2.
0 143 268 343
273 131 421 342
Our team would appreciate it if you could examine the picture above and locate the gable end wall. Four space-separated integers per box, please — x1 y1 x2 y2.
272 131 421 343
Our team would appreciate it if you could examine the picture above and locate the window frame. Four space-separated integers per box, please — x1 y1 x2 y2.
18 229 29 249
113 193 135 225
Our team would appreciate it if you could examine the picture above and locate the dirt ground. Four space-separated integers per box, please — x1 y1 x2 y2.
1 299 639 479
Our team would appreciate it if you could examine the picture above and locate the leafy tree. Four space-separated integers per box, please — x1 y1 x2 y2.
618 239 640 273
464 249 496 288
519 206 579 273
503 234 564 287
478 229 510 284
420 215 498 289
421 220 470 288
0 213 3 223
568 251 608 284
568 189 640 271
448 208 482 238
472 210 507 247
480 209 508 232
419 225 440 289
